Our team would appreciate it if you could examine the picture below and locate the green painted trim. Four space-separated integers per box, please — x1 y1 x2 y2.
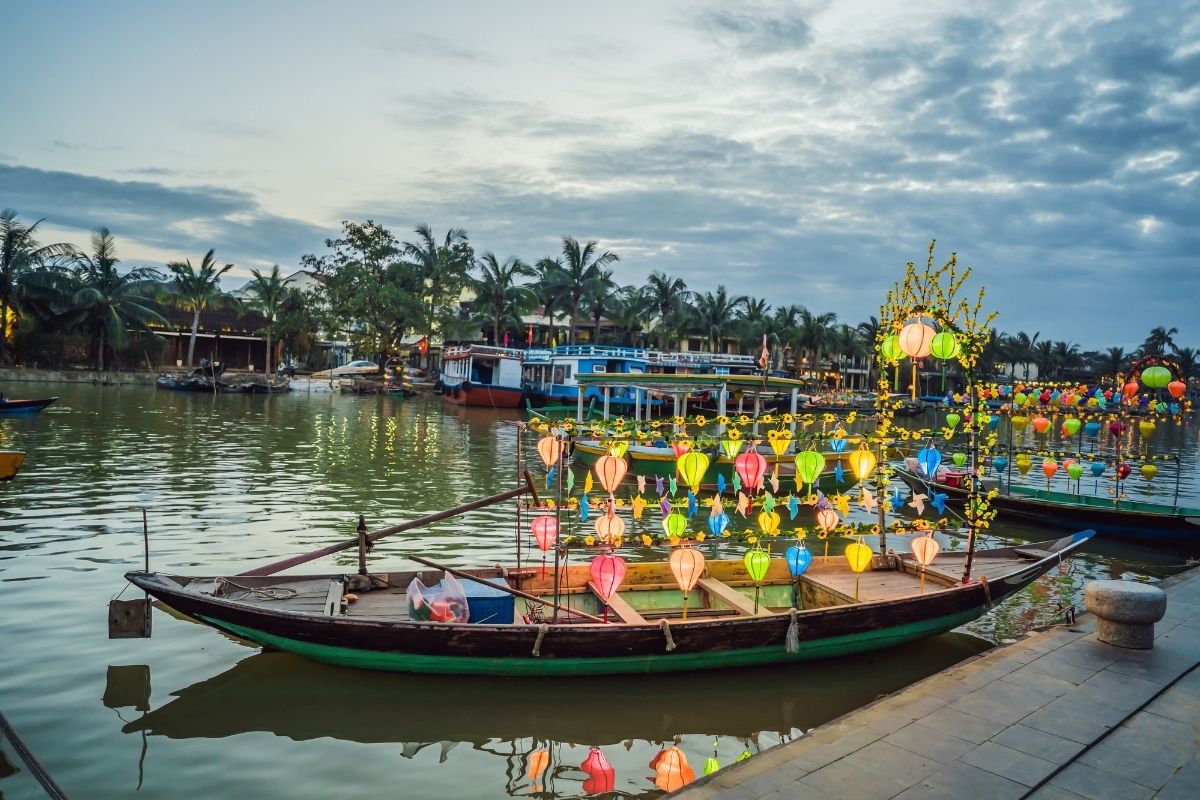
199 608 981 676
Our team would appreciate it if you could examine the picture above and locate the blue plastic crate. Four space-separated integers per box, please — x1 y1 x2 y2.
457 577 515 625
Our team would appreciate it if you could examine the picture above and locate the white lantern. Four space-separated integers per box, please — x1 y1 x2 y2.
898 319 936 359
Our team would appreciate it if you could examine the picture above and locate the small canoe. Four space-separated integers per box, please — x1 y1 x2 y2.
0 450 26 480
127 531 1093 677
0 397 57 414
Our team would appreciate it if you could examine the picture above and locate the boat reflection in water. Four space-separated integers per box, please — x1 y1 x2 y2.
117 633 988 797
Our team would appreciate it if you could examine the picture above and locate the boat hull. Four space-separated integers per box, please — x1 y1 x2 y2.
441 383 524 408
0 397 57 414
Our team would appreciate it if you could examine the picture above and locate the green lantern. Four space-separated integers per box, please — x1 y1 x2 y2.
662 512 688 539
881 334 903 362
743 546 770 583
720 439 742 459
1067 462 1084 480
1063 418 1081 436
930 331 960 360
952 452 967 467
945 412 960 429
794 449 826 486
1141 366 1171 389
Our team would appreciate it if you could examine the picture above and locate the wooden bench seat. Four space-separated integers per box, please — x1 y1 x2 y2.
697 577 769 616
588 582 649 624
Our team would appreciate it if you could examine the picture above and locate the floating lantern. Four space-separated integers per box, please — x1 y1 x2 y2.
757 510 781 534
1012 415 1029 432
1138 420 1156 438
1122 380 1139 399
589 553 627 622
669 546 706 619
1109 420 1126 437
594 454 628 495
898 319 936 358
1141 366 1171 389
845 541 873 602
911 534 940 593
652 746 696 792
847 445 876 482
1067 462 1084 480
945 412 961 429
580 747 616 794
951 452 966 467
671 439 692 458
536 436 564 468
531 516 558 578
795 449 827 489
677 451 710 494
930 331 960 360
881 334 903 362
1032 416 1051 435
662 512 688 539
528 749 550 788
1042 458 1058 479
1089 462 1105 477
1168 380 1186 399
1016 455 1032 476
594 511 626 544
735 450 768 491
993 456 1008 473
1141 464 1158 481
816 508 839 533
1062 418 1081 436
708 511 730 537
1118 463 1132 480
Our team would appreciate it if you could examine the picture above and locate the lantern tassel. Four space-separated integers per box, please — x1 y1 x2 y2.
785 608 800 654
659 618 676 651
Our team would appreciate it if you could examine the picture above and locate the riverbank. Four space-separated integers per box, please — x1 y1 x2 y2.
0 366 161 386
671 566 1200 799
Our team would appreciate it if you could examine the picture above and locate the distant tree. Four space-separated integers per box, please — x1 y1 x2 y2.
795 308 838 373
244 264 287 375
1171 345 1197 382
0 209 78 364
470 252 535 345
693 286 748 353
643 271 691 349
582 268 619 344
403 225 474 360
69 228 166 370
275 288 322 368
605 286 653 347
1140 326 1178 356
531 257 567 345
559 237 619 344
166 248 234 368
1092 346 1127 380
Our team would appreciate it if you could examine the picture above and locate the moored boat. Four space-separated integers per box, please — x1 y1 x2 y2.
440 344 525 408
0 396 57 414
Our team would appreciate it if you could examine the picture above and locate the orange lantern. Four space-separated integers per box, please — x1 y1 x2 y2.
898 319 936 358
594 454 628 495
651 746 696 792
911 534 941 593
1031 416 1051 435
536 435 564 468
735 450 767 491
594 510 626 545
1168 380 1186 399
671 439 692 457
669 546 706 619
528 749 550 789
531 516 558 578
1122 380 1139 399
1042 458 1058 479
589 553 627 623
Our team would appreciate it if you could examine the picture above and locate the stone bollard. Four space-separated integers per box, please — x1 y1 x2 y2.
1084 580 1167 649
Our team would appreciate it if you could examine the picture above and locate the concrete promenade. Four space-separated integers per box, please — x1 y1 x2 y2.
673 569 1200 800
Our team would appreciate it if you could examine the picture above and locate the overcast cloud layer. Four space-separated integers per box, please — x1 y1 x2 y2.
1 0 1196 348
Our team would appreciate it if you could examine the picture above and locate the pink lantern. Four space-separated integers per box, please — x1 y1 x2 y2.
581 747 616 794
531 516 558 578
1117 463 1132 480
734 450 767 491
589 553 627 623
1109 420 1126 437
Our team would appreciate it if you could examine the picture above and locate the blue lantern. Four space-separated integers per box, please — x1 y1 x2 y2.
708 512 730 537
988 415 1001 431
785 543 812 578
1084 421 1101 437
993 456 1008 473
1089 462 1105 477
917 444 943 478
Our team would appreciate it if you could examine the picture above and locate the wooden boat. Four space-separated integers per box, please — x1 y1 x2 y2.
0 450 26 480
440 344 525 408
126 531 1092 677
0 396 57 414
893 464 1200 545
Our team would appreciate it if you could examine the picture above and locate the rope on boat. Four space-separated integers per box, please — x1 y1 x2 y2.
659 618 676 652
785 608 801 654
980 575 992 608
0 709 70 799
211 578 300 601
531 623 548 657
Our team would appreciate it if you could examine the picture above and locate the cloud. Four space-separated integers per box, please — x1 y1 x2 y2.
699 5 814 55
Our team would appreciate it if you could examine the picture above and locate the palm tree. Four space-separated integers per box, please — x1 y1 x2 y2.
0 209 77 364
69 228 166 371
693 286 747 353
559 237 619 344
1092 347 1127 381
583 269 619 344
470 253 535 345
1171 345 1196 382
166 249 234 369
605 286 653 346
1009 331 1040 380
1032 340 1056 380
1140 326 1178 356
643 271 691 349
1050 340 1082 378
831 324 865 390
855 316 881 387
531 257 566 346
244 264 287 375
404 225 472 361
795 308 838 377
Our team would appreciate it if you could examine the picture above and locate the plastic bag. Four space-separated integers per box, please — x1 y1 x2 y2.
406 574 470 623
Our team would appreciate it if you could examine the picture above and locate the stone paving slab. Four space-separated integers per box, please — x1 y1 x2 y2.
669 568 1200 800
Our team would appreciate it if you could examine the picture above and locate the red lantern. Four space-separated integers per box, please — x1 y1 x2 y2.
593 454 628 495
1168 380 1186 399
734 450 767 491
1109 420 1126 437
1039 390 1051 405
589 553 627 623
531 516 558 578
1118 463 1132 480
581 747 616 794
1122 380 1138 399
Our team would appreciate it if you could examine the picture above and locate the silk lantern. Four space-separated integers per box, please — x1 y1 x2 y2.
1109 420 1126 437
1141 464 1158 481
671 439 692 457
881 334 903 362
1012 415 1029 431
528 749 550 789
589 553 627 623
720 438 742 459
1138 420 1156 438
847 445 876 482
1067 461 1084 480
845 541 873 602
757 510 781 534
1016 455 1032 476
1168 380 1186 399
917 444 942 478
708 511 730 537
795 449 826 491
816 508 839 533
911 533 941 593
594 510 626 544
1032 416 1051 435
1117 463 1132 480
993 456 1008 473
1141 366 1171 389
608 440 629 458
652 746 695 792
930 331 960 360
786 542 812 608
580 747 616 794
768 432 791 456
744 544 771 613
1122 380 1139 399
531 516 558 578
662 512 687 539
735 450 767 491
594 454 628 495
898 319 935 358
1089 461 1105 477
669 546 706 620
945 412 961 429
1042 458 1058 479
677 451 710 494
1062 418 1081 436
536 435 564 468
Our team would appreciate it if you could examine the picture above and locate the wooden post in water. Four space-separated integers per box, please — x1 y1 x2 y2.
356 514 368 575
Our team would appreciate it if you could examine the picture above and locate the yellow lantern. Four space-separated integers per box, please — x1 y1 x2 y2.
537 435 564 468
816 508 839 533
1141 463 1158 481
767 430 792 457
677 451 710 494
844 540 873 602
1138 420 1156 438
594 454 628 495
720 439 742 459
847 445 877 482
1011 416 1029 432
756 510 781 534
608 440 630 458
898 319 935 358
669 546 706 620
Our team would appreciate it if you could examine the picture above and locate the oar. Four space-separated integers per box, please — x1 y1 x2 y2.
240 471 541 577
404 553 605 624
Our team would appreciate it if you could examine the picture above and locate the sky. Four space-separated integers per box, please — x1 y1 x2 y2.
1 0 1197 350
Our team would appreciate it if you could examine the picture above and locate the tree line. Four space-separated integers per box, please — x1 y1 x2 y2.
3 209 1193 384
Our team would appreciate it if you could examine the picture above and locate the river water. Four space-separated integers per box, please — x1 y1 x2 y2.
1 386 1196 799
